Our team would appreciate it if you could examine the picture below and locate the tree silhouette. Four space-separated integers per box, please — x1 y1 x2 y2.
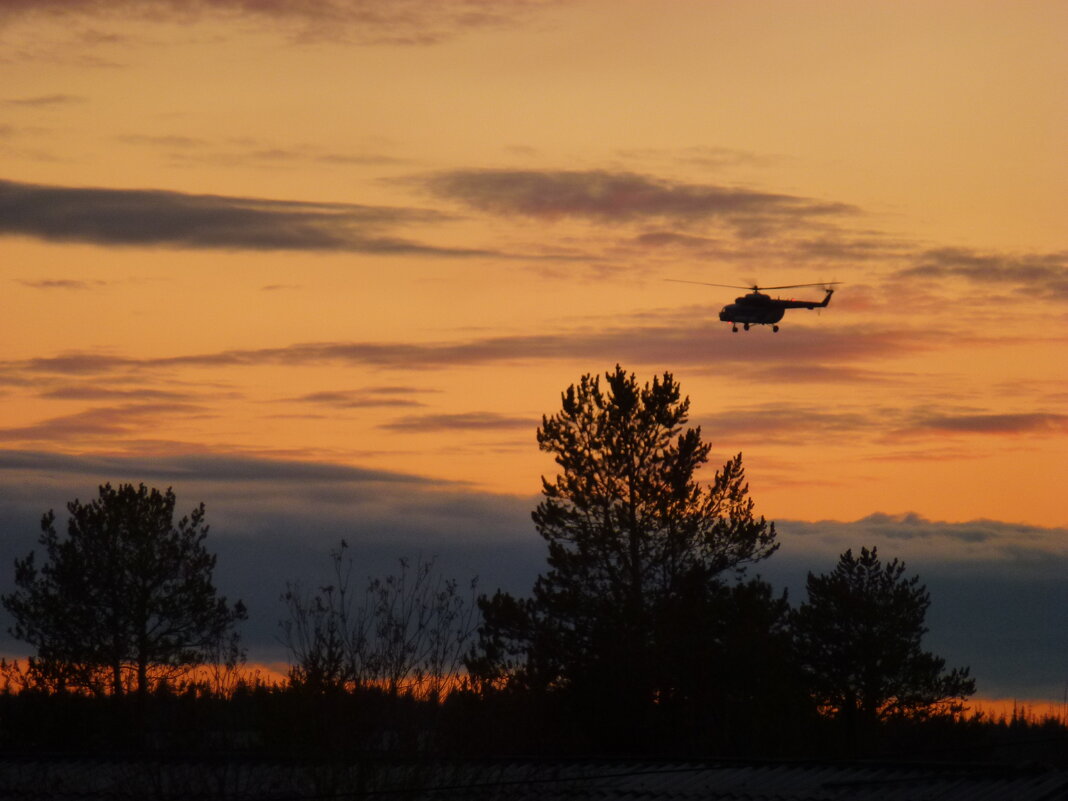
3 483 246 697
471 366 778 744
791 546 975 733
280 543 479 699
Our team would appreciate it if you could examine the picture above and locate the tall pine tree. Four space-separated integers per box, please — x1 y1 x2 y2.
792 547 975 733
471 367 779 745
4 483 246 697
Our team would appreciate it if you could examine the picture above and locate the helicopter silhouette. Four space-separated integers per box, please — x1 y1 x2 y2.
667 280 841 332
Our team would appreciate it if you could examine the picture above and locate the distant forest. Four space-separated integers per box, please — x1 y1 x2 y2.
2 367 1065 765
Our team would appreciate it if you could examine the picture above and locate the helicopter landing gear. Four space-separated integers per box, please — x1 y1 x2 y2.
743 323 750 331
732 325 738 332
772 325 779 332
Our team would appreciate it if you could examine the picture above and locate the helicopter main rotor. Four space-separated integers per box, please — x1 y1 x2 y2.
665 279 842 292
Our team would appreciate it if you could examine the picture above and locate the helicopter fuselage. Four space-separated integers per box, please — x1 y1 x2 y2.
718 289 834 331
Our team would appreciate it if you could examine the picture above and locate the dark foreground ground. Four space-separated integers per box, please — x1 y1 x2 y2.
2 755 1067 800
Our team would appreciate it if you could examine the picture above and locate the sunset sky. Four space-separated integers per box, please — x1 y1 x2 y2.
1 0 1066 703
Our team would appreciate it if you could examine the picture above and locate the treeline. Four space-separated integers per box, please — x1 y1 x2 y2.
0 651 1064 765
0 367 1062 764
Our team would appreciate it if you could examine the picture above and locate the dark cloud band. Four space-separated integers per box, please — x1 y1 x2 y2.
420 168 855 227
0 451 1065 699
379 412 534 433
5 325 922 379
0 1 560 45
0 178 485 255
901 247 1068 301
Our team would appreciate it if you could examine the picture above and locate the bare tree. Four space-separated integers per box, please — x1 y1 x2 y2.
280 543 479 698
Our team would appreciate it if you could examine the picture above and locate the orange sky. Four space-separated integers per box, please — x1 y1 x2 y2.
1 0 1066 701
2 0 1064 524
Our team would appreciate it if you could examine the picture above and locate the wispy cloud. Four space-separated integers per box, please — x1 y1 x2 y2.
620 229 911 274
419 168 856 232
2 325 933 381
0 449 434 486
0 402 205 442
695 405 886 444
0 1 565 45
775 513 1068 577
380 412 534 432
0 178 491 255
617 145 784 171
900 247 1068 301
287 388 429 409
16 278 106 290
2 93 84 107
904 411 1068 436
117 135 408 169
630 231 724 250
115 134 209 149
36 385 192 401
698 403 1068 447
18 353 137 375
168 144 408 169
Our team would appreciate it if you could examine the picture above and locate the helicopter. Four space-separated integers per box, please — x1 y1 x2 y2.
667 280 841 332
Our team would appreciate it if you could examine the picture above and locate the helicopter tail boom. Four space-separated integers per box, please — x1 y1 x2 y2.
777 288 834 310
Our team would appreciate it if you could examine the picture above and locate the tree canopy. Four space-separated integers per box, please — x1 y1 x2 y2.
471 366 781 744
791 546 975 728
3 483 246 696
533 365 778 602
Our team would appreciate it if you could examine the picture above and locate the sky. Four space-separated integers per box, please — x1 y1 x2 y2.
1 0 1066 703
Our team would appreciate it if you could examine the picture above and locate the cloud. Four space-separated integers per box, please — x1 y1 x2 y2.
1 324 933 391
380 412 535 433
2 93 84 107
286 389 429 409
0 450 540 662
116 134 409 170
904 411 1068 436
0 402 206 443
2 324 929 382
741 364 911 385
774 513 1068 568
900 247 1068 301
695 405 887 444
0 1 564 45
617 145 783 171
0 178 491 255
16 278 106 290
0 449 434 486
631 231 723 249
115 134 209 149
622 228 912 273
763 514 1068 699
0 451 1065 699
419 168 856 231
37 385 193 401
696 403 1068 449
160 143 408 169
18 353 137 375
